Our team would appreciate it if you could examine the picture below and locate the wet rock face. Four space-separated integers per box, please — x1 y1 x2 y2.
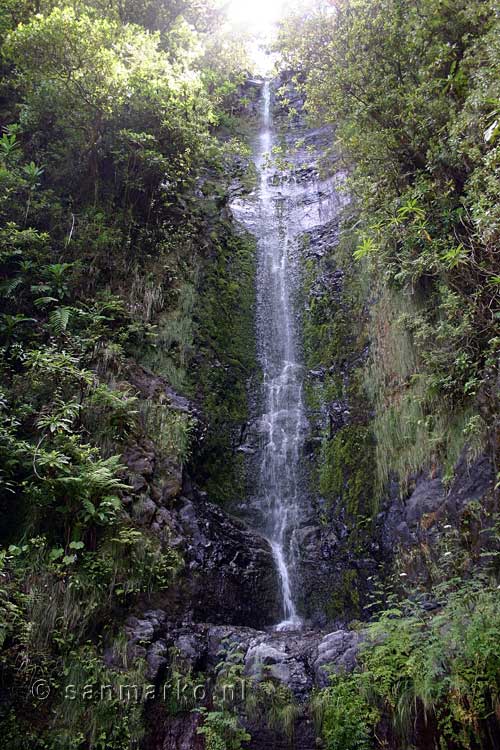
157 715 203 750
176 496 281 628
304 219 340 261
123 490 282 630
117 363 281 630
380 451 496 554
117 79 498 750
284 83 497 628
145 705 204 750
294 451 496 626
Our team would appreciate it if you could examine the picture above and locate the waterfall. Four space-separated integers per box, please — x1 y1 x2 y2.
230 80 339 630
254 82 301 629
254 80 307 630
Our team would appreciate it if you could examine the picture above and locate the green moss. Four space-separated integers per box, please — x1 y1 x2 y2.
324 568 361 620
191 227 258 504
319 425 373 518
301 226 376 521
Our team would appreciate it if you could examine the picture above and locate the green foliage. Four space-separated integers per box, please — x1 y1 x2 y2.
246 680 300 740
279 0 499 491
314 578 500 749
364 288 487 492
0 1 255 747
312 678 377 750
139 402 194 465
280 14 500 749
197 708 250 750
0 638 148 750
314 506 500 748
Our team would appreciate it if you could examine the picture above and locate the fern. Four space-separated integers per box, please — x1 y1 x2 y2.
49 306 71 333
0 276 23 296
82 456 129 495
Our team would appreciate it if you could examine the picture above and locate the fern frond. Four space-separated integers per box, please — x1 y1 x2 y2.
49 306 71 333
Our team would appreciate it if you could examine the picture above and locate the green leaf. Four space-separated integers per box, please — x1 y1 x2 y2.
34 296 59 307
353 236 377 261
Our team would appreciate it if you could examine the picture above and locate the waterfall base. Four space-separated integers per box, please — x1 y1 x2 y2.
275 616 303 632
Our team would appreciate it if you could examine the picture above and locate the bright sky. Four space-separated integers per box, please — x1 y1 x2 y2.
225 0 291 33
224 0 312 73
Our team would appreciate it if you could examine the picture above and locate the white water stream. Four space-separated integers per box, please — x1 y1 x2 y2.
231 80 342 630
257 82 303 629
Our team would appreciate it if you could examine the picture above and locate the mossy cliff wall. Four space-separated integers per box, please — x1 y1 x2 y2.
273 73 498 628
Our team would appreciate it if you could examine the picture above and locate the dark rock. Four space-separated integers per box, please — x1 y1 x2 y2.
122 443 155 477
146 640 168 681
175 632 207 669
132 618 363 712
236 444 256 454
245 717 318 750
245 642 287 675
405 477 445 526
244 638 312 697
295 526 323 557
125 616 155 646
133 496 157 525
143 610 168 629
148 711 204 750
126 361 192 413
328 399 350 433
176 497 281 628
303 219 340 261
159 465 183 502
150 506 178 538
379 452 495 558
309 368 326 379
446 451 495 517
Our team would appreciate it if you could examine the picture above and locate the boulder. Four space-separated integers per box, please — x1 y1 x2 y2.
446 452 494 517
245 642 289 682
122 443 155 478
125 616 155 646
177 497 281 628
133 496 158 525
314 629 362 687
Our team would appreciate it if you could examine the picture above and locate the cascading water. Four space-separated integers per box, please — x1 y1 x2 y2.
228 80 306 630
254 81 305 630
231 80 341 630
